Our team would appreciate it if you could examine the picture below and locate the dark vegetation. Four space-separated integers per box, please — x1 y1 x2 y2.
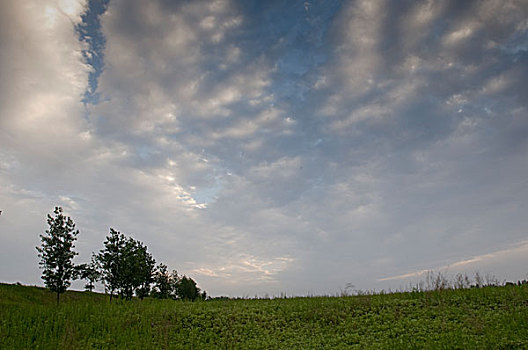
1 282 527 348
36 207 204 303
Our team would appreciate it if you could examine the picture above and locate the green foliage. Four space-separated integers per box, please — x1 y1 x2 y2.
34 208 204 304
1 283 527 348
152 263 174 299
131 240 156 300
35 207 79 304
176 275 201 301
95 229 155 300
77 256 101 292
152 265 204 301
95 228 124 300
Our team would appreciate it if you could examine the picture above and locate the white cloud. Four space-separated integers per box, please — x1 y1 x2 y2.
193 254 294 284
333 0 386 99
0 0 91 162
443 23 479 46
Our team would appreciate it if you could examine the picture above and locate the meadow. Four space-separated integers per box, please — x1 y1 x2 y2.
1 282 527 349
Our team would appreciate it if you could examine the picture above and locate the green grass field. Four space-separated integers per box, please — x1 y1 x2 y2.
1 283 527 349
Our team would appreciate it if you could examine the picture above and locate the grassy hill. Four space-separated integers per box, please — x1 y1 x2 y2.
1 282 527 349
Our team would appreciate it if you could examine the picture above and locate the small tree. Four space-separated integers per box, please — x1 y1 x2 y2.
152 265 207 301
36 207 79 304
169 269 180 299
152 263 172 299
96 228 125 301
132 240 156 300
176 275 201 301
78 256 101 292
96 228 156 300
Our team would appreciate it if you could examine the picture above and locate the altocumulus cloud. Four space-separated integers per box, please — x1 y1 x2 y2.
0 0 527 296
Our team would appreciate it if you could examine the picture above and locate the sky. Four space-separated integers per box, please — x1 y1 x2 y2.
1 0 527 297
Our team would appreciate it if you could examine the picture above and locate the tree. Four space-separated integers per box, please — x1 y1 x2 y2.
152 263 172 299
176 275 201 301
36 207 79 304
78 256 101 292
96 228 125 301
117 236 155 300
131 240 156 300
168 269 180 299
96 228 155 300
152 265 206 301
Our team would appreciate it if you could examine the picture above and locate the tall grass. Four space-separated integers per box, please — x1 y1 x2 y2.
1 282 527 349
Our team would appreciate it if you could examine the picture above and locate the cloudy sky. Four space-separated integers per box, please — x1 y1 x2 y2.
1 0 527 297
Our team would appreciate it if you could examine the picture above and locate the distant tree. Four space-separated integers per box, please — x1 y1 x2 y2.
176 275 201 301
131 240 156 300
96 228 155 300
78 256 101 292
168 269 180 299
152 264 207 301
152 263 172 299
96 228 126 301
119 238 137 299
36 207 79 305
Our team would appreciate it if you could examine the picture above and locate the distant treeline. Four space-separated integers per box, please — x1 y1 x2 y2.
36 207 205 304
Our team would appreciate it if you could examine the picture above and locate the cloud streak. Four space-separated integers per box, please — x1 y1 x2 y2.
379 240 528 282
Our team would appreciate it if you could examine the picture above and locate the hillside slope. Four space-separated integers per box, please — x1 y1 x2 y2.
1 283 527 349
